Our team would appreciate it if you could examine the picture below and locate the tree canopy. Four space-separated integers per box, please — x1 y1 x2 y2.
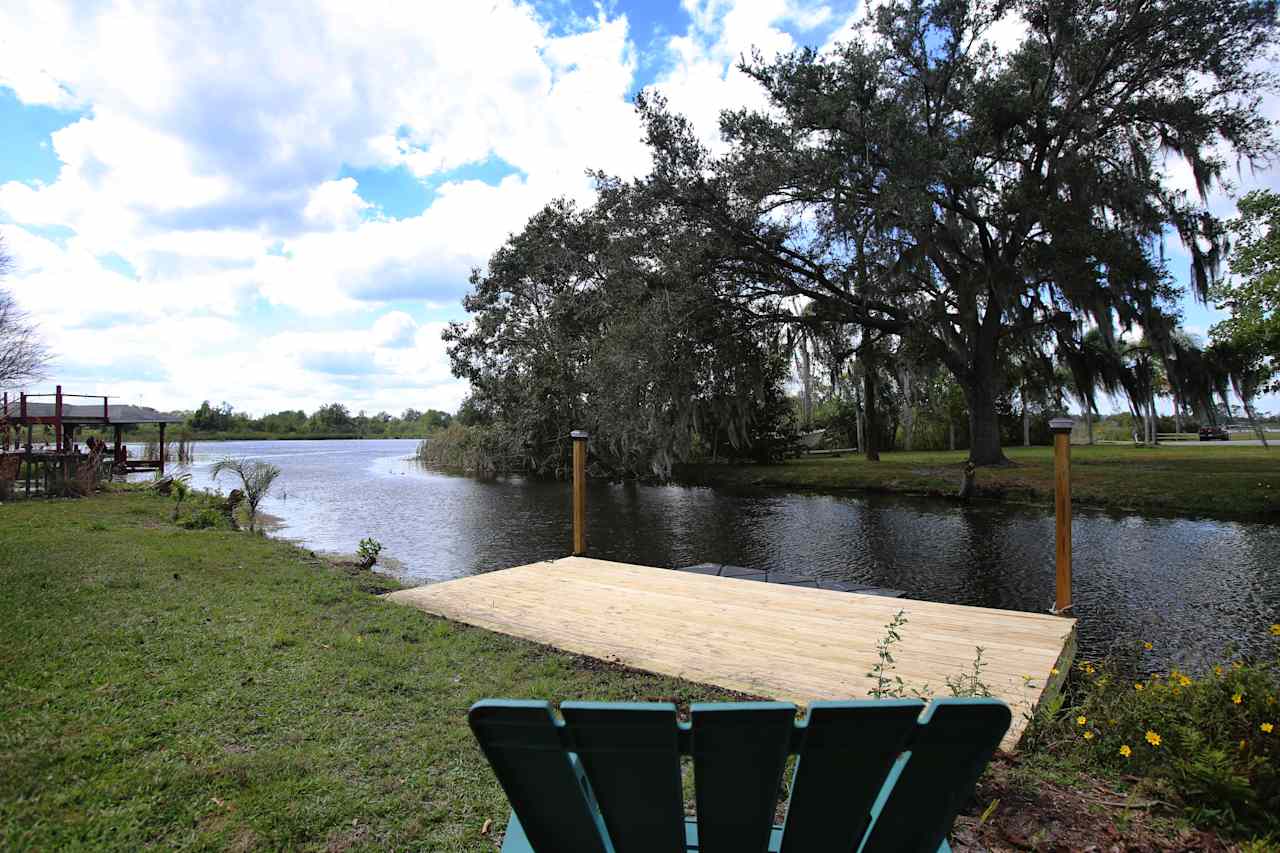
443 191 792 478
636 0 1277 463
440 0 1278 472
1213 189 1280 393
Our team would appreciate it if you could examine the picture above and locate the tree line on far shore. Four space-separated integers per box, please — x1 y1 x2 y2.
441 0 1280 479
172 400 453 439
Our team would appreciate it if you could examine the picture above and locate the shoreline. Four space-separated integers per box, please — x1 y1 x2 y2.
674 443 1280 521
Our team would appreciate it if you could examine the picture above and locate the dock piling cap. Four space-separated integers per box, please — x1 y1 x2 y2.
570 430 589 440
1049 417 1075 433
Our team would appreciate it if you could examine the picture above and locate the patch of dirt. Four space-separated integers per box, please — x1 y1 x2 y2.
951 754 1232 852
323 823 371 852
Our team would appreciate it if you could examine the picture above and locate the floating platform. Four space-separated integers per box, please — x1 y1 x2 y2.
388 556 1075 750
677 562 902 597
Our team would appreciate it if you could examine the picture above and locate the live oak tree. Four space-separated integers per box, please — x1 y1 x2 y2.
638 0 1278 464
443 189 793 479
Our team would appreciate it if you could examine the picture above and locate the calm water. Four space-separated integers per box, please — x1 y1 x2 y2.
170 439 1280 674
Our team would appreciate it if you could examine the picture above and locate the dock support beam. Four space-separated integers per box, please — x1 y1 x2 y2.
571 430 588 556
1050 417 1075 615
54 385 63 453
158 422 166 477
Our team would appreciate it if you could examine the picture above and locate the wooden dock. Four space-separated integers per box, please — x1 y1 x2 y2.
388 556 1076 750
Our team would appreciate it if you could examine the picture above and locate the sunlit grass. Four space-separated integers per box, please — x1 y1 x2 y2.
680 444 1280 517
0 492 739 850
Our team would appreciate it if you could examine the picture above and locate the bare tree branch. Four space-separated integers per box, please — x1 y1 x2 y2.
0 235 52 391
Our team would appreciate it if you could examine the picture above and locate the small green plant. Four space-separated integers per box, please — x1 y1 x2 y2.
946 646 993 698
867 609 909 698
357 537 383 570
209 457 280 532
171 476 191 521
1046 632 1280 836
182 508 223 530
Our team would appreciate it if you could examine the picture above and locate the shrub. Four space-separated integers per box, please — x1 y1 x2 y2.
182 508 224 530
357 537 382 569
1045 631 1280 835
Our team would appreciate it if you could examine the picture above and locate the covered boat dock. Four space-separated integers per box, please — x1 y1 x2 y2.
1 385 182 496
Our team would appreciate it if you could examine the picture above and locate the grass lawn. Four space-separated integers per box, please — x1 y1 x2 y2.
0 490 740 851
678 443 1280 518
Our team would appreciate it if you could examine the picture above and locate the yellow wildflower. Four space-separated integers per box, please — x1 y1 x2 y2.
1077 715 1087 726
1050 667 1060 676
1263 722 1274 734
1270 624 1280 637
1233 692 1243 705
1143 641 1153 651
1240 739 1248 751
1214 665 1223 676
1083 663 1095 675
1083 731 1094 740
1178 675 1192 687
1145 730 1162 747
1119 744 1131 758
1134 683 1144 691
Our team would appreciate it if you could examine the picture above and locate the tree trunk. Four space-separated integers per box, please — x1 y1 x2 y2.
961 374 1007 465
798 340 813 429
1243 398 1269 448
1173 393 1183 436
1085 408 1094 445
1021 386 1031 448
948 417 956 452
853 388 865 454
863 367 880 461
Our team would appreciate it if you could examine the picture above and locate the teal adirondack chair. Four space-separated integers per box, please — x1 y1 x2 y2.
469 697 1011 853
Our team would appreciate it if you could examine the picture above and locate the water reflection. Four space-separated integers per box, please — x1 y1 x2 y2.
171 439 1280 675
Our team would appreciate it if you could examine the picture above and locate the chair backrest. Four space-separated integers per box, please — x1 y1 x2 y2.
469 697 1011 853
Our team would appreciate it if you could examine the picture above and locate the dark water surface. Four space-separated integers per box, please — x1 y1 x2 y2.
176 439 1280 674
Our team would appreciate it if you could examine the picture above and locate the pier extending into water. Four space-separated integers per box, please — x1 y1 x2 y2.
389 555 1076 750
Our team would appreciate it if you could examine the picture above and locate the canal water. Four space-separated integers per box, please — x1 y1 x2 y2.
172 439 1280 675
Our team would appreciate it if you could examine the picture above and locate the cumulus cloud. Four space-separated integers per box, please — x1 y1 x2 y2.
0 0 856 412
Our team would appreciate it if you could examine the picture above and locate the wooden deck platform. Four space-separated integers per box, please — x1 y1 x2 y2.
388 556 1076 750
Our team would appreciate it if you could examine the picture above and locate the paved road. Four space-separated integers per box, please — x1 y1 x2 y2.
1160 439 1272 446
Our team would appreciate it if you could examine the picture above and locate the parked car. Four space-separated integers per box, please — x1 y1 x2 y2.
1199 425 1229 441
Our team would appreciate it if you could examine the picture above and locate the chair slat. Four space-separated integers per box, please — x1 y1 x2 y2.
561 702 686 853
780 700 924 853
859 699 1011 853
468 700 610 853
690 702 795 853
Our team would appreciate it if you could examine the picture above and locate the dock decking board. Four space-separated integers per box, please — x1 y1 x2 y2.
387 556 1075 749
677 562 903 597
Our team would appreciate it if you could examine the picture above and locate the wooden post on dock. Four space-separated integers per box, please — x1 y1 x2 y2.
158 422 167 477
54 385 63 453
571 430 588 556
1049 417 1075 615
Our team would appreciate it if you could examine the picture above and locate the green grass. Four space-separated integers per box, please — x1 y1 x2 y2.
0 491 739 851
678 444 1280 517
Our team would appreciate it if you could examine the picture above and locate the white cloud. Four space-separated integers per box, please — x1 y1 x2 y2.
372 311 418 349
0 0 852 413
650 1 798 150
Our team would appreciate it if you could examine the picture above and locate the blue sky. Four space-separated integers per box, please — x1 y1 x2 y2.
0 0 1274 416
